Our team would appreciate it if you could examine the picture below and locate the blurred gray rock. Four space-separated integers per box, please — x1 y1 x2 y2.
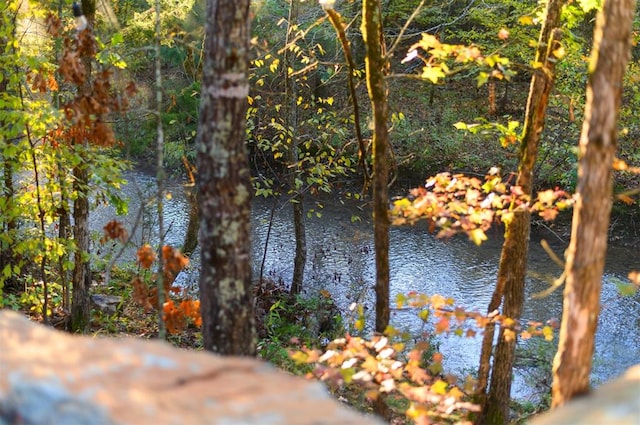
528 365 640 425
90 294 123 314
0 310 380 425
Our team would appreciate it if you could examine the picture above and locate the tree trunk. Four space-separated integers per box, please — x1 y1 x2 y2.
182 185 199 256
285 0 306 297
71 161 91 332
196 0 256 355
362 0 390 334
70 0 96 334
0 8 19 295
551 0 635 407
154 0 166 340
478 1 565 421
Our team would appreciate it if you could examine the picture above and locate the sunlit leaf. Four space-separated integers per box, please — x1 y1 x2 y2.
552 45 566 60
616 194 635 205
503 329 516 342
431 379 448 395
420 65 446 84
518 15 535 25
542 326 554 341
468 228 487 246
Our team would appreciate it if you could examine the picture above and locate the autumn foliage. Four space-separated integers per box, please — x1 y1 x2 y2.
293 334 480 424
42 13 137 149
291 291 559 424
391 169 574 245
102 221 197 334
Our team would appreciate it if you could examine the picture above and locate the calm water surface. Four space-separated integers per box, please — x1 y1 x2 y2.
91 170 640 400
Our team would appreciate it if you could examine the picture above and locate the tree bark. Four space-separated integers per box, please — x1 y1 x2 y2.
478 1 565 421
196 0 256 355
551 0 635 407
362 0 390 334
0 57 17 294
284 0 306 297
70 0 96 334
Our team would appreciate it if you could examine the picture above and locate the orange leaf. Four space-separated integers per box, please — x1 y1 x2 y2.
539 208 559 221
136 245 156 269
616 194 635 205
612 157 628 170
435 317 450 334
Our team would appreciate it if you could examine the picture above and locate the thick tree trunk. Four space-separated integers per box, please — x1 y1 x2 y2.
478 1 564 422
551 0 635 407
362 0 390 334
71 161 91 332
196 0 256 355
70 0 96 333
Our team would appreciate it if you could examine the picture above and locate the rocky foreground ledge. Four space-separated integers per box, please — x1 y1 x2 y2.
0 311 380 425
529 364 640 425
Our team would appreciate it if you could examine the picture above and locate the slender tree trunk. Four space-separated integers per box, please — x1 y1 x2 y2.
196 0 256 355
0 8 18 294
58 168 71 313
362 0 390 334
1 154 16 292
285 0 306 296
478 1 565 422
182 185 199 256
154 0 166 340
551 0 635 407
70 0 96 333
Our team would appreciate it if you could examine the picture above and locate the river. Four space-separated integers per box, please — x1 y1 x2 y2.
91 170 640 401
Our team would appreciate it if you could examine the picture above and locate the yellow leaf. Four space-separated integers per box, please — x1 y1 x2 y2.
447 386 465 400
542 325 554 341
289 350 309 364
393 198 412 209
518 15 534 25
503 328 516 342
501 211 514 225
420 65 446 84
431 379 448 395
468 228 487 246
552 46 566 60
537 189 556 204
392 342 405 352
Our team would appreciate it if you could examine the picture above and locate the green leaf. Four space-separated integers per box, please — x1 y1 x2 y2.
477 71 489 87
578 0 600 12
110 32 124 46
